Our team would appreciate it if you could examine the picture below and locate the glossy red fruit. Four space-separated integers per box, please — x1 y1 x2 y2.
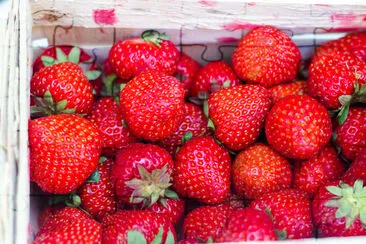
38 205 63 229
294 145 346 198
265 95 332 159
191 60 240 98
29 114 102 194
341 150 366 185
120 71 185 141
232 26 301 88
269 80 308 104
175 53 201 97
147 198 186 226
208 84 271 151
251 189 313 239
34 207 102 244
108 30 179 80
174 136 231 204
232 143 292 200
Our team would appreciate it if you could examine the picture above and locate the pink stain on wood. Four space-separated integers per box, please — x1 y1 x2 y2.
315 4 331 7
99 28 105 34
93 9 118 25
248 2 256 6
216 37 240 43
223 21 259 31
198 0 217 7
330 13 357 25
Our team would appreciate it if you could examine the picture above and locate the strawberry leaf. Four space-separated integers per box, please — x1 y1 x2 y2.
207 237 214 243
85 70 102 80
182 132 193 143
275 230 287 240
164 189 178 199
62 108 76 114
41 56 57 66
127 230 147 244
43 90 54 105
86 170 100 183
164 231 175 244
68 46 81 63
360 206 366 225
99 156 107 163
337 103 350 125
222 80 231 88
359 84 366 95
120 83 127 92
56 47 68 62
56 100 68 111
151 227 163 244
326 186 342 196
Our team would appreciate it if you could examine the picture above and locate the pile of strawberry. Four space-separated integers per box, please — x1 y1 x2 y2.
29 27 366 243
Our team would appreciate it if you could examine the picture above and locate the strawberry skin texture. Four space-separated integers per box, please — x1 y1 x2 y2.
191 60 240 98
232 26 301 88
208 84 271 151
232 143 292 200
175 53 201 97
34 207 102 244
341 150 366 185
174 136 231 204
29 114 102 194
147 198 186 226
269 80 308 104
250 189 313 239
102 210 176 244
265 95 332 159
334 107 366 160
120 71 185 141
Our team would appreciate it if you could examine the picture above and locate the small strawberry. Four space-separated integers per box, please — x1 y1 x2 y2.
108 30 179 80
175 53 201 97
191 60 240 98
232 26 301 88
174 136 231 204
265 95 332 159
29 114 102 194
269 80 308 104
38 205 63 229
120 71 185 141
147 198 186 226
250 189 313 239
341 150 366 185
232 143 292 200
293 145 346 198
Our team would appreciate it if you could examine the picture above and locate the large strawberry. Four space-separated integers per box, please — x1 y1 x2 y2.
269 80 308 104
29 114 102 194
108 30 179 80
265 95 332 159
341 150 366 185
147 198 186 226
312 180 366 237
232 26 301 88
31 62 94 115
208 84 271 151
174 136 231 204
120 71 185 141
232 143 292 200
102 210 176 244
175 53 201 97
250 189 313 239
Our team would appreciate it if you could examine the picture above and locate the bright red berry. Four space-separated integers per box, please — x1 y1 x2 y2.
269 80 308 104
147 198 186 226
341 150 366 185
175 53 201 97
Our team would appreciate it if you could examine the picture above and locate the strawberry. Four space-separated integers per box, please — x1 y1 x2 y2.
334 107 366 160
147 198 186 226
232 26 301 88
29 114 102 194
232 143 292 200
34 207 102 244
38 205 63 229
175 53 201 97
216 208 277 242
293 145 346 198
269 80 308 104
208 84 271 151
120 71 185 141
265 95 332 159
31 62 94 115
341 150 366 185
102 210 176 244
191 60 240 98
108 30 179 80
312 180 366 237
174 136 231 204
250 189 313 239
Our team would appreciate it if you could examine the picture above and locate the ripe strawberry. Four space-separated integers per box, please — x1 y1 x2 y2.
341 150 366 185
38 205 63 228
208 84 271 151
147 198 186 226
34 207 102 244
250 189 313 239
216 208 277 242
334 107 366 160
29 114 102 194
31 62 94 115
293 145 346 198
265 95 332 159
269 80 308 104
232 143 292 200
232 26 301 88
174 136 231 204
108 30 179 80
120 71 185 141
312 180 366 237
102 210 176 244
175 53 201 97
191 60 240 98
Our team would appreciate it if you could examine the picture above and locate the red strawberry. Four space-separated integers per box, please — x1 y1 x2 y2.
102 210 176 244
175 53 201 97
178 239 197 244
232 26 301 88
29 114 102 194
38 205 63 229
174 136 231 204
293 145 346 197
208 84 271 151
31 62 94 115
34 207 102 244
147 198 186 226
108 30 179 80
217 208 277 242
191 60 240 98
269 80 308 104
232 143 292 200
120 71 185 141
265 95 332 159
250 189 313 239
341 150 366 185
312 180 366 237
